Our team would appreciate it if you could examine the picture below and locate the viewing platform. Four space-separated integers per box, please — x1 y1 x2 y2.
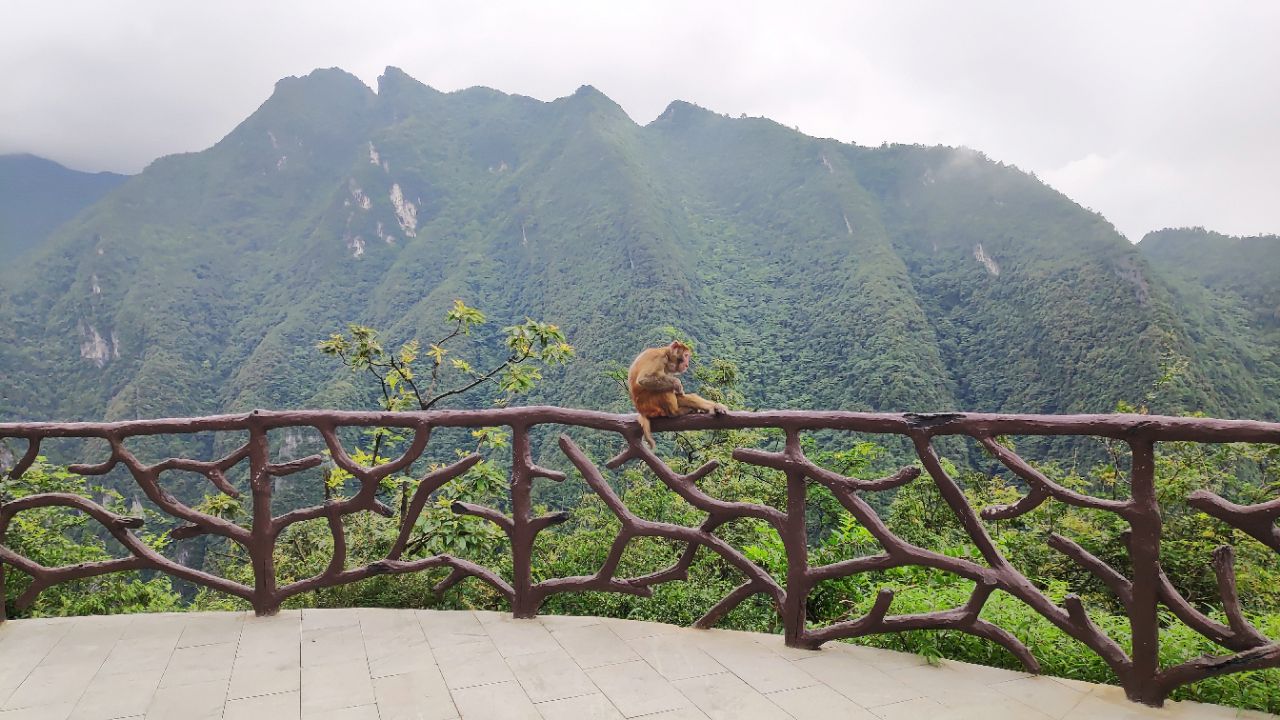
5 408 1280 713
0 609 1267 720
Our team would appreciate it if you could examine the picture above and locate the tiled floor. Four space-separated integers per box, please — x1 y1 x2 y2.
0 609 1271 720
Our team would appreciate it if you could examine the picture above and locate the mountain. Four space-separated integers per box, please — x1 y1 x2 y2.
0 154 128 266
1138 228 1280 414
1 67 1276 425
1140 228 1280 331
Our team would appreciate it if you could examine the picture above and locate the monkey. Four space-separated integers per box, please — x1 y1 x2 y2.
628 341 728 449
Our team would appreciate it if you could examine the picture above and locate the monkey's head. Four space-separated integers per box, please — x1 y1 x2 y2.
665 341 691 374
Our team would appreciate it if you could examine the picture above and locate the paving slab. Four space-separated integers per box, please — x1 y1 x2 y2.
0 610 1273 720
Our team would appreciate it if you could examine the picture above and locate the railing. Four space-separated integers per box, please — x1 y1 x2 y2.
2 408 1280 706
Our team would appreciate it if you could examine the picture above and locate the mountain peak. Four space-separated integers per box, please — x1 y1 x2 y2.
650 99 717 127
557 84 629 120
260 67 375 117
377 66 438 96
274 67 368 94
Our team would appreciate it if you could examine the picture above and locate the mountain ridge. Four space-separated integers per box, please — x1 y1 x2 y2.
0 154 128 267
1 68 1276 424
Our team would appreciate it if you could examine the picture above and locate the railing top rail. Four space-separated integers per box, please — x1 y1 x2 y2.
2 407 1280 443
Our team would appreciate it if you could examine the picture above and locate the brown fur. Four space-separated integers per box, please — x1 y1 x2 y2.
628 341 727 448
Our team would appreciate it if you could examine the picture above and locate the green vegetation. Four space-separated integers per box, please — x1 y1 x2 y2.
0 458 180 616
2 68 1278 428
7 333 1280 712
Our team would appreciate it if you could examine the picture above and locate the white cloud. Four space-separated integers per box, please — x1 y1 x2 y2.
1 0 1276 239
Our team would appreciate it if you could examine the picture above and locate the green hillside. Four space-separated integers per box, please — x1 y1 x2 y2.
1 67 1276 423
0 154 127 266
1139 228 1280 417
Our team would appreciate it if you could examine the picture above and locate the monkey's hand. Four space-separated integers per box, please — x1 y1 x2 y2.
672 378 685 395
711 402 728 415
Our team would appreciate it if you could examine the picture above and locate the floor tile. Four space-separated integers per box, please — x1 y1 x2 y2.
625 634 723 681
890 662 1018 707
301 659 375 714
765 685 878 720
302 625 367 668
301 610 360 632
600 619 681 642
417 611 488 650
483 620 559 659
360 608 425 642
635 710 711 720
535 615 602 632
303 703 380 720
436 640 517 690
68 668 163 720
505 649 597 704
224 690 301 720
792 653 920 708
238 617 301 657
0 704 76 720
671 673 791 720
0 623 71 664
451 680 540 720
120 616 186 644
373 670 456 720
228 661 300 700
1060 686 1167 720
97 638 178 676
533 694 622 720
38 635 116 669
692 632 817 693
870 697 948 720
747 633 820 661
585 660 693 717
4 663 99 710
176 616 244 649
366 636 436 678
832 642 930 670
146 679 227 720
936 658 1032 685
990 675 1088 719
159 642 236 688
937 695 1058 720
550 625 639 669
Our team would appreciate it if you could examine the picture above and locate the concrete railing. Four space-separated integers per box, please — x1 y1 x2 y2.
3 407 1280 706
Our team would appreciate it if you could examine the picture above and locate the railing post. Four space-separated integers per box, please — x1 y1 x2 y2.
247 421 280 615
782 431 809 647
1126 438 1163 705
510 423 536 618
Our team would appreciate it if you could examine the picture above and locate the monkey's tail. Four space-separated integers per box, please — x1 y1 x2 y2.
636 414 656 449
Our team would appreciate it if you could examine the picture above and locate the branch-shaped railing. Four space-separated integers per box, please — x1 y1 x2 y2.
2 408 1280 707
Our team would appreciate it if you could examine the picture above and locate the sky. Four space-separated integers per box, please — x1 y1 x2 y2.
2 1 1277 241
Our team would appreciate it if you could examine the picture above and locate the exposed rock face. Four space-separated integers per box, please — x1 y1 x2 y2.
390 183 417 237
79 323 114 367
974 243 1001 276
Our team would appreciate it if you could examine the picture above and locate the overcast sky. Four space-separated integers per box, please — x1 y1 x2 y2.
2 1 1277 241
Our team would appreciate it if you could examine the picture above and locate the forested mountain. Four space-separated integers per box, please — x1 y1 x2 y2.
0 154 127 266
1141 228 1280 334
1138 228 1280 415
1 67 1277 423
